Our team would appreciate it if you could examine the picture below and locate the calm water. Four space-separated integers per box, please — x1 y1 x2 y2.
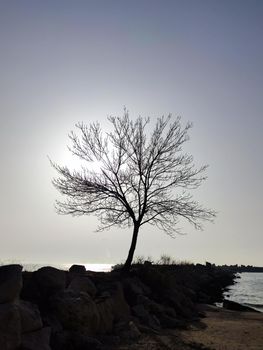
224 272 263 312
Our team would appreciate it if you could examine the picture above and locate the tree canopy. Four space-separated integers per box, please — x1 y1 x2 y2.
51 111 215 270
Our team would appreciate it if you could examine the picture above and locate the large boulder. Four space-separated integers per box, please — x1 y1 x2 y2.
50 290 100 335
131 304 161 330
19 300 43 334
41 314 63 335
135 266 173 296
51 330 102 350
0 303 21 350
0 264 23 304
94 278 130 321
95 282 131 334
21 327 51 350
113 321 141 343
163 290 196 319
122 277 151 306
137 294 176 317
68 265 86 274
96 297 114 334
67 276 97 298
109 282 131 322
21 272 42 304
34 267 66 298
136 294 182 328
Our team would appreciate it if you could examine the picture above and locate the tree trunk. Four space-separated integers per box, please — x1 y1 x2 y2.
123 223 140 271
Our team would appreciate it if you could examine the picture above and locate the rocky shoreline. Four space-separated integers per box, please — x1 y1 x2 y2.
0 263 238 349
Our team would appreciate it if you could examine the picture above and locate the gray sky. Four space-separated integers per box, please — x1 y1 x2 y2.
0 0 262 266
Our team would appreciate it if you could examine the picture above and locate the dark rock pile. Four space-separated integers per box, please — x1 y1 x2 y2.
0 263 236 349
0 264 50 350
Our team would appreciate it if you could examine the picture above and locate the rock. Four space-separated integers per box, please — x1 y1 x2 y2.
110 282 131 322
95 280 130 320
137 295 176 317
21 272 42 304
67 276 97 297
68 265 86 274
164 289 196 319
19 300 43 333
136 294 149 304
135 294 183 329
0 264 23 304
20 327 51 350
95 282 131 333
34 267 66 297
42 314 63 334
184 287 197 301
123 277 151 305
158 314 187 329
67 265 87 285
136 324 160 334
96 297 114 334
50 290 100 335
155 302 177 319
197 291 210 303
98 291 111 298
0 303 21 350
51 330 102 350
114 321 141 343
98 335 120 346
135 266 170 296
223 300 260 312
132 304 161 330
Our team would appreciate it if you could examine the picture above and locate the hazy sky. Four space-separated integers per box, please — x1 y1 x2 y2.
1 0 262 266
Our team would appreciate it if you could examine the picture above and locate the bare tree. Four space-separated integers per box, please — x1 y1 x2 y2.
51 111 215 271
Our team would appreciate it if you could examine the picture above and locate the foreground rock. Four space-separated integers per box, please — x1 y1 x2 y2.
67 275 97 297
19 300 43 333
0 303 21 350
21 327 51 350
0 265 51 350
50 290 100 335
0 264 23 304
51 330 102 350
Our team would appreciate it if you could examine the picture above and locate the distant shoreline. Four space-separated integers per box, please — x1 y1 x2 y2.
218 266 263 273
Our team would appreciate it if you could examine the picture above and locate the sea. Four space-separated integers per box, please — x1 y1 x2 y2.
224 272 263 312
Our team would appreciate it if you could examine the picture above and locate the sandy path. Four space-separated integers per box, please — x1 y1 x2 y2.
116 305 263 350
180 305 263 350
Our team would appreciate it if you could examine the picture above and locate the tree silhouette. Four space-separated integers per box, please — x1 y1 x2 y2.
51 111 215 271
